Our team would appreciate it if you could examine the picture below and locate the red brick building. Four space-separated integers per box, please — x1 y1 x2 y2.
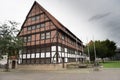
18 1 84 64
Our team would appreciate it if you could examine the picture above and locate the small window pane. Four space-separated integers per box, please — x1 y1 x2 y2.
24 37 27 42
31 17 36 21
32 25 36 30
36 15 40 20
36 24 41 29
46 32 50 39
28 36 31 42
28 27 31 31
41 23 45 27
41 33 45 39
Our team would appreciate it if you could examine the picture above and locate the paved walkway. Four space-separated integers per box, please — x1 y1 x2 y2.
0 68 120 80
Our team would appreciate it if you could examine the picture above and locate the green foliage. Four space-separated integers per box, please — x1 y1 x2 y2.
102 61 120 68
84 39 116 61
0 21 23 57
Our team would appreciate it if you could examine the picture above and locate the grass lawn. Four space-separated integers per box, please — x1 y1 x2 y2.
101 61 120 68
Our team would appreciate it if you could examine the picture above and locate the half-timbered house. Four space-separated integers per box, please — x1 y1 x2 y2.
18 1 84 65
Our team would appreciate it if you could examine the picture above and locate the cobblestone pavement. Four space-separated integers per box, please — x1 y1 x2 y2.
0 68 120 80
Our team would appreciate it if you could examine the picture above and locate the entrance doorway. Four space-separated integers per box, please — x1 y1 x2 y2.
12 61 16 69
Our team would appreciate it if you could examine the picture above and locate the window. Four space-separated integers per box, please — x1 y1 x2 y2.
41 33 45 40
31 15 40 21
46 32 50 39
32 25 36 30
41 23 45 27
36 24 41 29
40 32 51 40
23 37 27 42
28 36 31 42
28 27 31 31
31 17 36 21
62 35 65 40
36 15 40 20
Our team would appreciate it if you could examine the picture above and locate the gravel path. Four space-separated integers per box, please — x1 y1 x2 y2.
0 68 120 80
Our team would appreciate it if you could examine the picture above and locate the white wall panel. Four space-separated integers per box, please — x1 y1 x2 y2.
58 58 62 63
58 46 61 51
46 52 50 57
65 48 67 52
31 53 35 58
65 53 67 57
62 53 64 57
52 46 56 51
65 58 68 62
51 52 56 57
59 53 61 57
27 54 30 58
19 55 22 58
36 53 39 58
41 53 44 58
68 54 70 57
23 54 26 59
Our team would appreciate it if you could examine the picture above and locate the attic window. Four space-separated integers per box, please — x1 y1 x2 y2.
31 15 40 21
31 17 36 21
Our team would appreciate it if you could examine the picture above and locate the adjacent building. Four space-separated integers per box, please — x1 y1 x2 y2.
114 48 120 60
18 1 84 65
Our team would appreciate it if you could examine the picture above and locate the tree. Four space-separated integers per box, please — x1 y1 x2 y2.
84 39 116 62
0 21 23 71
102 39 116 59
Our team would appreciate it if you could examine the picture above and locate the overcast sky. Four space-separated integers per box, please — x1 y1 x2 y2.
0 0 120 47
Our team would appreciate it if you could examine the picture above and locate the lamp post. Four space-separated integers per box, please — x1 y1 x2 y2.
93 36 96 62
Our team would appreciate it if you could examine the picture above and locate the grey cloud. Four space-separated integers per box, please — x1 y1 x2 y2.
89 12 111 21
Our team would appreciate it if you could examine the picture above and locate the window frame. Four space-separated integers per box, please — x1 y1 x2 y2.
41 33 45 40
46 32 50 39
27 36 32 42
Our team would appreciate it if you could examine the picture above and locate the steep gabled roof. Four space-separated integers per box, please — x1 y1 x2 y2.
18 1 82 43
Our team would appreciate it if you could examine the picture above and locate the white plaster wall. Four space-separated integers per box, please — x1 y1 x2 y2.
19 55 22 58
31 53 35 58
46 52 50 57
52 46 56 51
59 53 62 57
0 55 7 65
23 54 26 59
65 58 68 62
51 57 56 63
65 48 67 52
41 53 44 58
65 53 67 57
51 52 56 57
62 53 64 57
36 53 39 58
58 46 61 51
27 54 30 59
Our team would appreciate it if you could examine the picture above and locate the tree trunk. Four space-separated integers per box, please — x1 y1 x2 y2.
5 55 9 71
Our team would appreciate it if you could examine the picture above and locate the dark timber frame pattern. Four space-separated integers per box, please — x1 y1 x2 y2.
18 1 84 64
